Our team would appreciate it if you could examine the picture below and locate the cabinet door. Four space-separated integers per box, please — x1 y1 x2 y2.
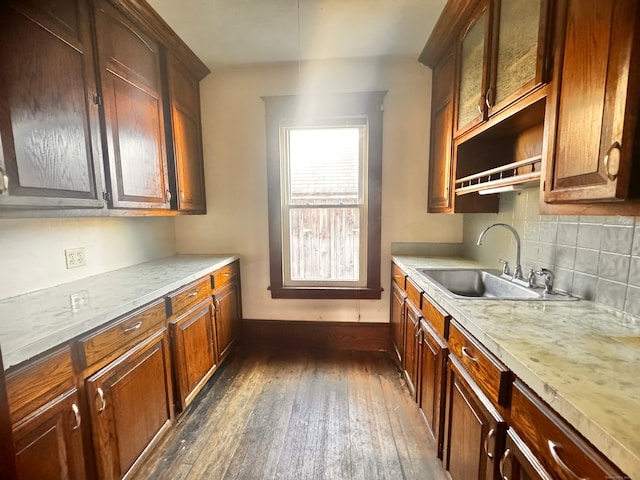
94 0 170 210
169 299 217 412
544 0 640 203
0 0 104 209
86 330 172 480
403 301 421 398
165 53 206 213
498 429 553 480
214 279 242 362
418 320 448 459
428 50 455 213
444 356 506 480
13 389 85 480
488 0 549 115
456 3 491 135
390 281 406 366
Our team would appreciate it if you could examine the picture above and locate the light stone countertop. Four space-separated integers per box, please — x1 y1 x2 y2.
0 255 238 370
393 255 640 479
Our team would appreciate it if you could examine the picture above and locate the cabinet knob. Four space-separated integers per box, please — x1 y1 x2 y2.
483 428 495 459
603 140 621 181
0 167 8 196
461 346 478 363
71 403 81 430
96 388 106 413
485 88 493 110
166 190 172 202
499 448 511 480
121 321 143 333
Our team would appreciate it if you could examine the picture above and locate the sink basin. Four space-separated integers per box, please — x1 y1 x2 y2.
417 268 578 301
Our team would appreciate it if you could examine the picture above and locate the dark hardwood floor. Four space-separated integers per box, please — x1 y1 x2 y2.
135 348 448 480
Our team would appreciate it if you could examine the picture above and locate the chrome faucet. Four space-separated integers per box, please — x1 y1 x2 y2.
476 223 524 282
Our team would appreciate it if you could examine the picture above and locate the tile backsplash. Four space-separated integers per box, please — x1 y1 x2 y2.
463 188 640 316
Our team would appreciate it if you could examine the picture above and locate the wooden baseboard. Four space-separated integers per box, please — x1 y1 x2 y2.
240 319 392 353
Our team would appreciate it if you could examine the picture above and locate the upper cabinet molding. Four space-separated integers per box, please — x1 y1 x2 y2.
108 0 210 80
419 0 481 68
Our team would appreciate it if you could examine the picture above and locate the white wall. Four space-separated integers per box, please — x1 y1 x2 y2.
176 58 463 323
0 217 176 299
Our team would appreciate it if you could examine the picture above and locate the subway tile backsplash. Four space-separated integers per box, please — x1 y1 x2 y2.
462 187 640 314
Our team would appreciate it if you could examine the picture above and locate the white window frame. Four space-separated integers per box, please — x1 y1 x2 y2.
279 118 369 288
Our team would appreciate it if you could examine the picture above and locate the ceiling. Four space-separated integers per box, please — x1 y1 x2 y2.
146 0 447 70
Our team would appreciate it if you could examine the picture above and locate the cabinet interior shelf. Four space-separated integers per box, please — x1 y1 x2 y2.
455 155 542 196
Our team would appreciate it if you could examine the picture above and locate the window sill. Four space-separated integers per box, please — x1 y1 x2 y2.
268 286 383 300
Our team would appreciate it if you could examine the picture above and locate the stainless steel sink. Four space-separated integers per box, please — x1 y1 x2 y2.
416 268 578 301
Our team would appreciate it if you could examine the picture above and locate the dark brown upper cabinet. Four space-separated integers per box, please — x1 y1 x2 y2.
543 0 640 205
0 0 105 209
455 2 491 136
164 52 207 213
456 0 551 138
487 0 550 117
93 0 170 210
428 49 455 213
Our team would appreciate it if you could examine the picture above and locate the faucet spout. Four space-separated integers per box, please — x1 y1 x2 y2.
476 223 523 281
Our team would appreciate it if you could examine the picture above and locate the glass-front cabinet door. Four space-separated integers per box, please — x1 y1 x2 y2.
456 4 490 135
489 0 548 115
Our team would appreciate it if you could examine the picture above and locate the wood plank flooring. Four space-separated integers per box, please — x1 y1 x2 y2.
135 349 448 480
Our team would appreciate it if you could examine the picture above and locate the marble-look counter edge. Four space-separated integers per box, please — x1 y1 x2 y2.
392 255 640 479
0 254 239 370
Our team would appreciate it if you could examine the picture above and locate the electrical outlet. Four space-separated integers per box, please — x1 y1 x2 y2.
65 247 86 269
70 290 90 312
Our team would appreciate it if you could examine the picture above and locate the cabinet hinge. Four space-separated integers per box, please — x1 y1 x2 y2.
103 191 111 202
93 94 102 106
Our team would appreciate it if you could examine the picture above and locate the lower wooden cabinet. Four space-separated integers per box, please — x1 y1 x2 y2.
418 319 448 458
509 379 627 480
213 278 242 362
403 300 421 398
86 329 173 480
169 298 218 412
13 389 85 480
443 355 506 480
390 280 406 365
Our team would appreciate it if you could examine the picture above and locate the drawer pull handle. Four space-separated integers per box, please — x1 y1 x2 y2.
96 388 106 413
71 403 81 430
485 87 492 109
188 290 199 297
483 428 495 459
122 321 143 333
548 440 586 480
499 448 511 480
603 140 621 181
461 346 478 363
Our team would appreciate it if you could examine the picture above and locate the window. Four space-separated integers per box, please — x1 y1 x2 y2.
264 92 385 299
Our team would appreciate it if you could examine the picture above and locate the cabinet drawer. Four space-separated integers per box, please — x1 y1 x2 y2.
510 380 627 480
391 263 406 289
77 299 166 371
6 347 75 424
448 320 511 407
166 277 211 316
405 277 422 309
421 294 449 339
212 261 239 290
